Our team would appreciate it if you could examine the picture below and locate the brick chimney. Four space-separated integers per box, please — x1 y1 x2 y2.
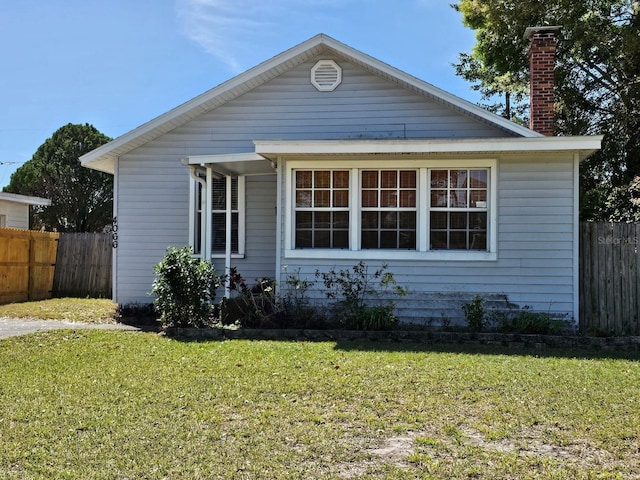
524 26 561 136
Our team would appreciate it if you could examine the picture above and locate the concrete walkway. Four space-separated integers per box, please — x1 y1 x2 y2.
0 317 142 339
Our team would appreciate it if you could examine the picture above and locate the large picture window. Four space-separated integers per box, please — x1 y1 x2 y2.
287 161 495 260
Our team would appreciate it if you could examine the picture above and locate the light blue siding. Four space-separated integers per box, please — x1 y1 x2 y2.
276 153 577 324
112 53 575 321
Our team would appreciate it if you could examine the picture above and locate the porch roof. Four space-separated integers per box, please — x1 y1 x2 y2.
182 136 602 177
181 153 276 176
254 137 603 163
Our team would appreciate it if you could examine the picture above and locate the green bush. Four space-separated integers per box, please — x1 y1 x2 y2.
151 247 221 328
353 304 398 331
462 295 486 332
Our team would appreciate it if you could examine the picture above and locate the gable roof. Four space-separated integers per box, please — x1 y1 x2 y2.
81 33 542 174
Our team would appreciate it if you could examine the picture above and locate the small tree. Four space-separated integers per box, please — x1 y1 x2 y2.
151 247 221 328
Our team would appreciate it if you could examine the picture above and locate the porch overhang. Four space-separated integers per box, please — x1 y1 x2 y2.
254 136 603 162
181 153 276 177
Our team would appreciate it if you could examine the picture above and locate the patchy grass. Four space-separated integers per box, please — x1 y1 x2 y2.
0 298 117 323
0 331 639 479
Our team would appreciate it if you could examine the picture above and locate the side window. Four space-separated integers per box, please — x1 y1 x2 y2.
191 176 245 257
212 177 239 253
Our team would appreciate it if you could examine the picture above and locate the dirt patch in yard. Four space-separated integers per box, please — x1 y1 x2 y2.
337 424 638 478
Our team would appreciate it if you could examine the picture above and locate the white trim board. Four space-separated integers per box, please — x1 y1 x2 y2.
255 137 602 161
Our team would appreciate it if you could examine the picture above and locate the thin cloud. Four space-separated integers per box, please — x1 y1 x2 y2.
175 0 349 72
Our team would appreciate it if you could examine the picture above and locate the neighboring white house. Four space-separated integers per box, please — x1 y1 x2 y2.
0 192 51 230
81 32 601 324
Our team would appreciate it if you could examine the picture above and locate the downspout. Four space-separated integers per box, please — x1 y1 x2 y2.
188 166 206 259
224 175 232 298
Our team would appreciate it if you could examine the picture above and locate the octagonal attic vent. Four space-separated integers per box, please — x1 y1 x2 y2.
311 60 342 91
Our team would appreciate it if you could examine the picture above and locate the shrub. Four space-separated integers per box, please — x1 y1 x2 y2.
461 295 486 332
354 304 397 331
279 266 327 328
151 246 221 328
316 261 407 330
220 268 330 329
217 263 406 331
220 270 279 328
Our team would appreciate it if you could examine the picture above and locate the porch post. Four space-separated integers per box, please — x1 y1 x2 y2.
205 167 213 261
188 166 207 260
224 174 232 298
274 157 282 295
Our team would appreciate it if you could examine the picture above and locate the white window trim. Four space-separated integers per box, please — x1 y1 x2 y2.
284 159 497 261
189 174 246 260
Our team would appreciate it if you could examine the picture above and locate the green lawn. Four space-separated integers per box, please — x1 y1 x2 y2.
1 330 639 479
0 298 117 323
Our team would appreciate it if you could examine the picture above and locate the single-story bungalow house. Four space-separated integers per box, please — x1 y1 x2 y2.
0 192 51 230
81 30 601 324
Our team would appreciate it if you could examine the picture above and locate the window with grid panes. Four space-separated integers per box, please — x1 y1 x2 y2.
294 170 350 248
429 169 488 250
211 177 239 253
192 177 244 257
361 170 417 249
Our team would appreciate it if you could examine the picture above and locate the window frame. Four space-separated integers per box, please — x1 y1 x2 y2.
189 175 246 259
360 169 418 250
284 159 497 261
428 168 489 251
293 169 351 249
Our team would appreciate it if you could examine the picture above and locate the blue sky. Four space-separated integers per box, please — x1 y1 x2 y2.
0 0 481 188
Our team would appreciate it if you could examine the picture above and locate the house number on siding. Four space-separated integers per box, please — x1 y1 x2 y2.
112 217 118 249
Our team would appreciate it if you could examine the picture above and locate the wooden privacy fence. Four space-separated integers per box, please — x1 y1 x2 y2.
580 222 640 335
0 228 59 303
53 232 112 298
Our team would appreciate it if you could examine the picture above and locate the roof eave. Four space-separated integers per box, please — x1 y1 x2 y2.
254 136 603 162
0 192 52 206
